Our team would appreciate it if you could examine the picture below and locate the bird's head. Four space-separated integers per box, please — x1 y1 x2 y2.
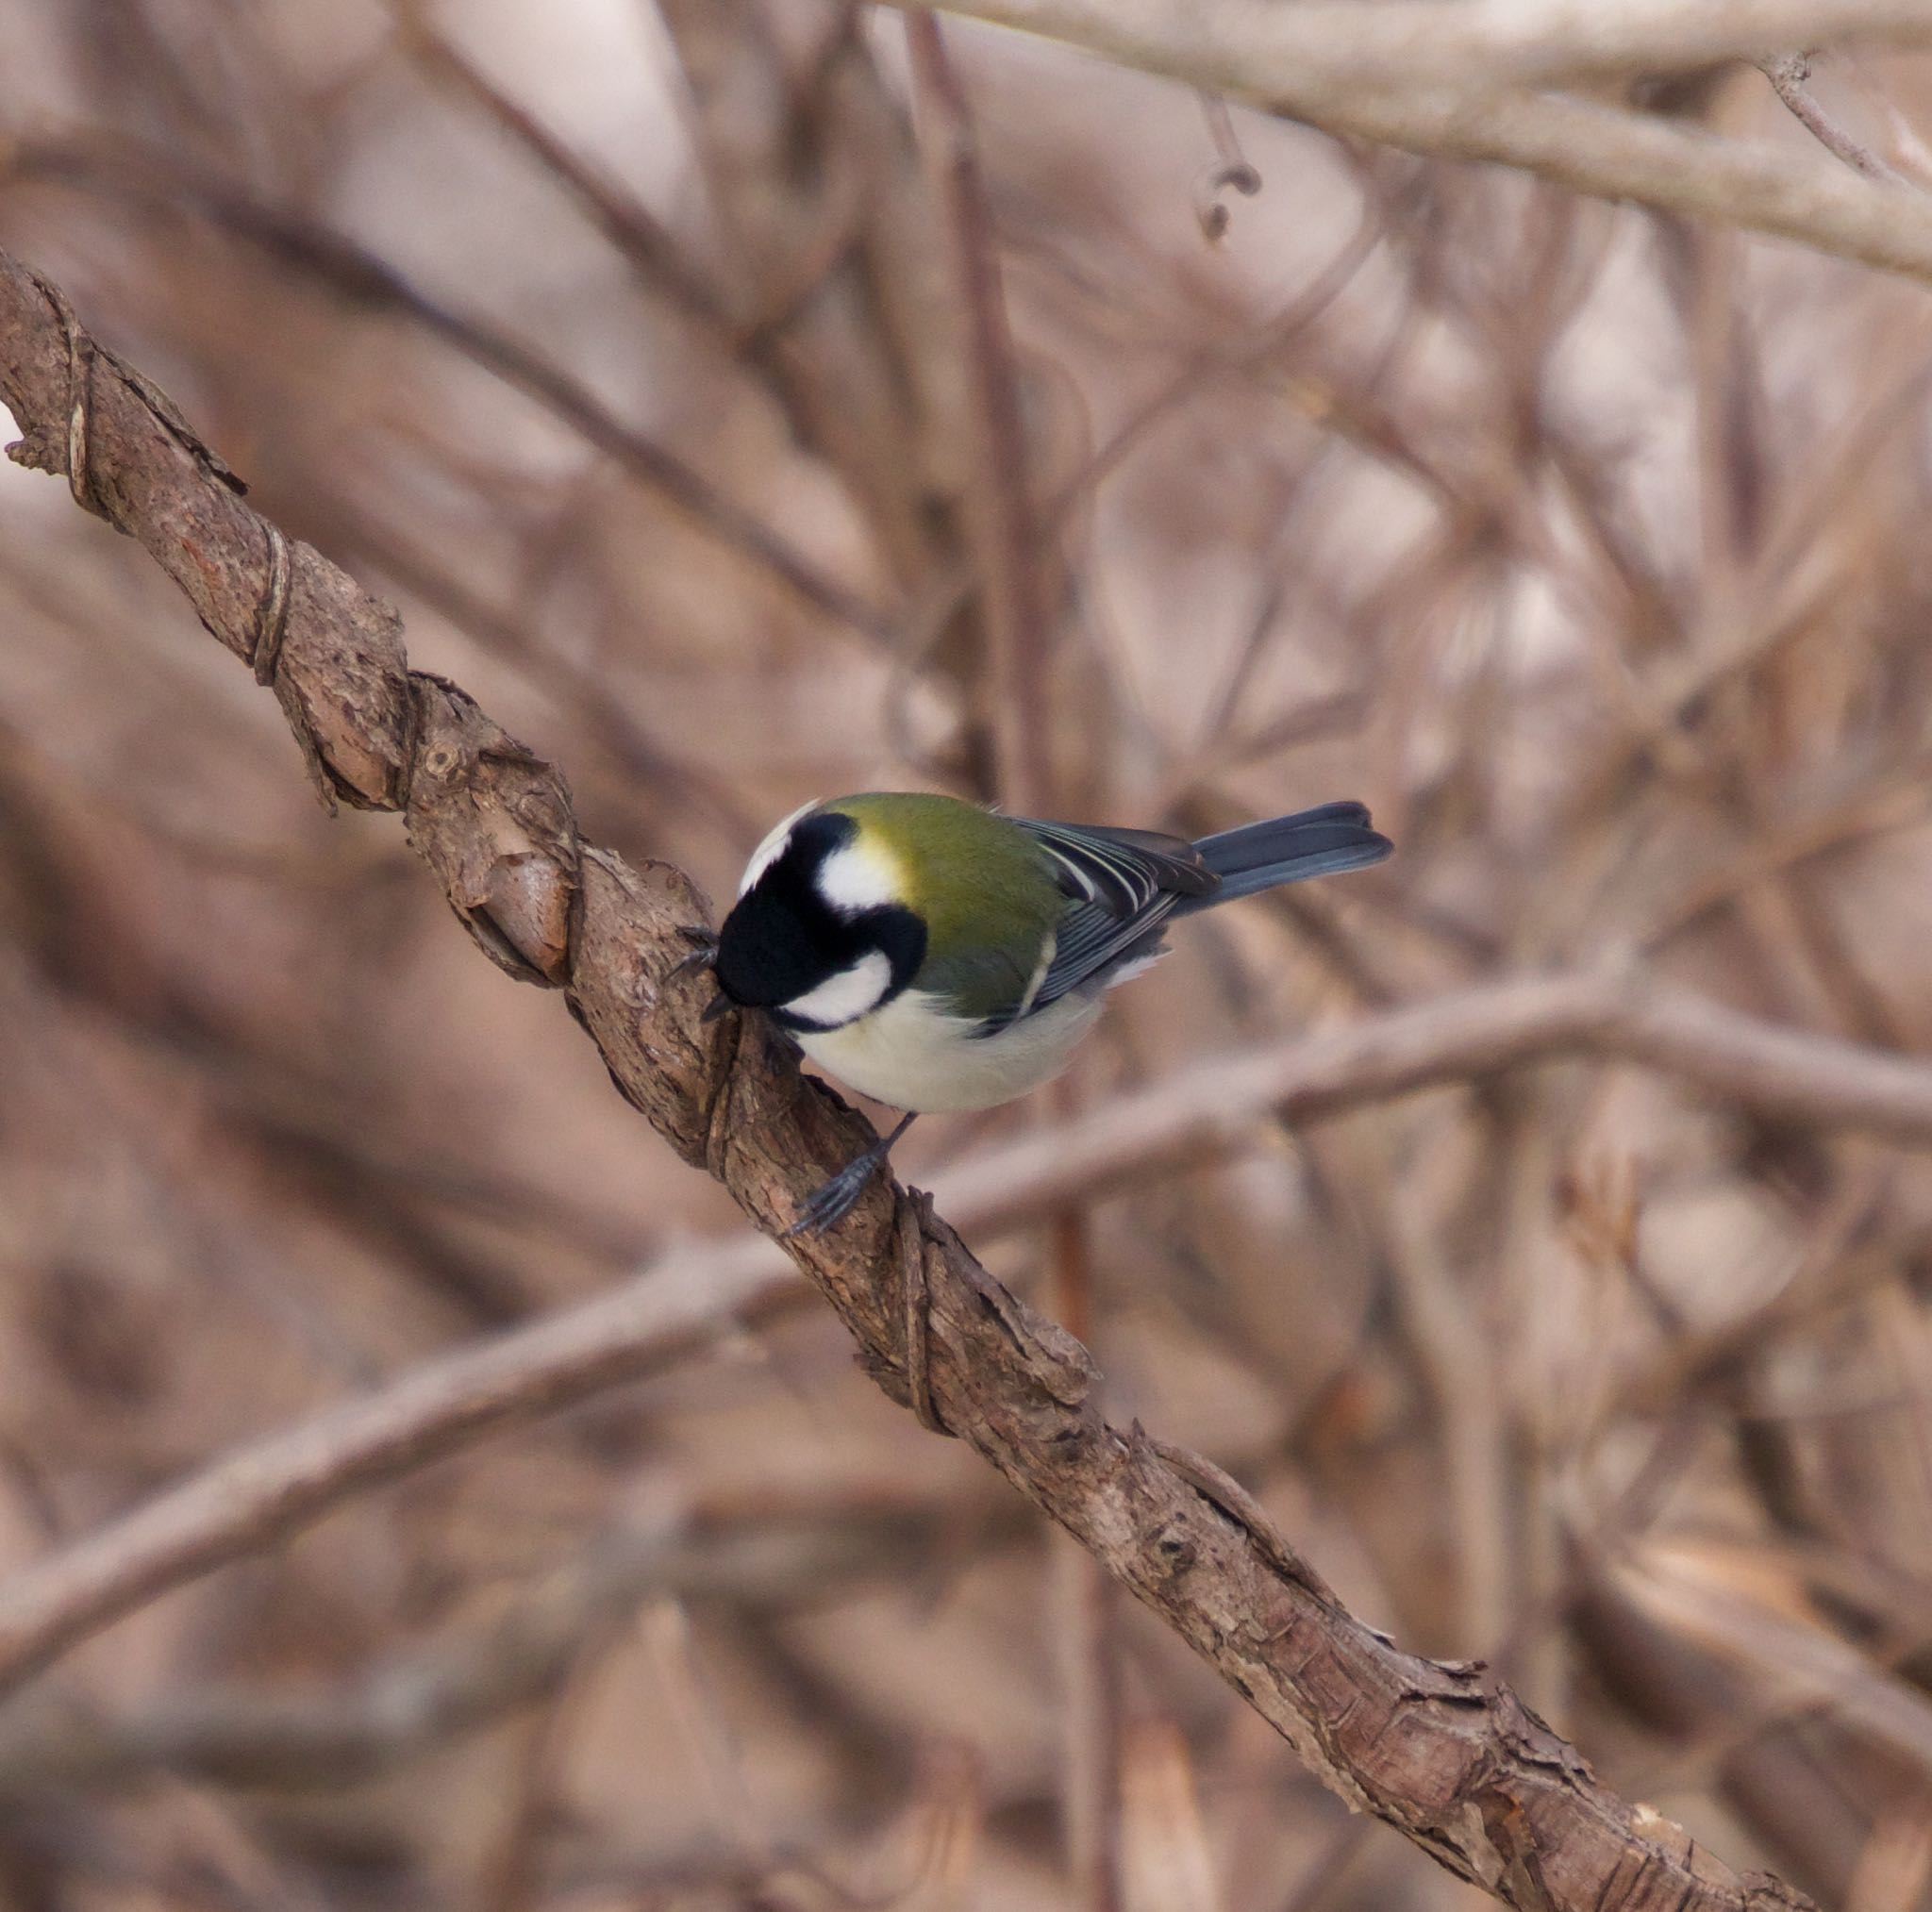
713 804 926 1031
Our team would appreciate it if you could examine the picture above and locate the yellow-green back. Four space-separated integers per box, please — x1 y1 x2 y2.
826 792 1061 1018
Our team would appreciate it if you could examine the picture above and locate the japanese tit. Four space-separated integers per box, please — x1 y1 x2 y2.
705 791 1391 1231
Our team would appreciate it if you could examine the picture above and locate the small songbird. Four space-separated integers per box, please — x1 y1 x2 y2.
704 791 1391 1232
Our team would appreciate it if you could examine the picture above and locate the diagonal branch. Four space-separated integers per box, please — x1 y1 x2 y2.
0 1502 947 1795
871 4 1932 292
9 138 892 644
939 968 1932 1229
6 966 1932 1705
0 249 1821 1912
882 1 1932 91
0 1233 807 1697
1757 53 1909 184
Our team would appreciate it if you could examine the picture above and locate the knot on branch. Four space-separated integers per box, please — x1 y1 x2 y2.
1139 1424 1342 1613
1483 1685 1597 1802
403 673 580 986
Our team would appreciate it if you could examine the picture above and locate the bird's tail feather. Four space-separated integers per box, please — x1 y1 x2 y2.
1174 801 1391 912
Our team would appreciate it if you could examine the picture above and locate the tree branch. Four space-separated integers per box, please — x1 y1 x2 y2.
0 249 1824 1911
7 964 1932 1711
0 1233 805 1696
907 14 1053 809
886 1 1932 91
0 1504 946 1794
1757 53 1909 185
9 137 893 645
872 4 1932 293
937 969 1932 1230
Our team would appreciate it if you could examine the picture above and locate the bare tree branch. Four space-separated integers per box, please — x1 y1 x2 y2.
0 248 1830 1911
907 15 1052 809
9 138 894 644
937 970 1932 1230
0 1504 947 1794
905 22 1122 1908
0 1233 804 1696
886 1 1932 91
873 4 1932 293
8 963 1932 1710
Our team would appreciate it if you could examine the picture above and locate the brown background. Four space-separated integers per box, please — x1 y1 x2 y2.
3 4 1932 1907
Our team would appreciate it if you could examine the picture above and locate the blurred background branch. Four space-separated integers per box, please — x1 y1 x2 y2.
2 2 1932 1907
0 231 1819 1911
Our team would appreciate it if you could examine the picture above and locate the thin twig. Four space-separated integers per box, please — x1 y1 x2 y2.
870 4 1932 291
0 1507 932 1795
391 0 730 325
9 138 893 644
1758 54 1908 185
933 970 1932 1230
908 15 1052 807
907 25 1118 1901
0 1236 802 1695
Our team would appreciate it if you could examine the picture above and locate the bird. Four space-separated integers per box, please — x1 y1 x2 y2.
697 790 1391 1233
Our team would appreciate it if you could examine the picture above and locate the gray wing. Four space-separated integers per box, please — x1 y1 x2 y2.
989 818 1221 1025
1013 817 1214 917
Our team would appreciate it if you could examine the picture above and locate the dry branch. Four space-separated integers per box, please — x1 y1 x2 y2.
939 970 1932 1228
884 0 1932 91
0 248 1830 1911
9 137 892 645
872 3 1932 293
906 21 1121 1905
0 1505 943 1794
1757 54 1909 185
8 964 1932 1705
0 1233 804 1696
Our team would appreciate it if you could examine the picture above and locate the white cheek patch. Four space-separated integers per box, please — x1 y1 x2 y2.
783 949 894 1029
740 800 820 897
815 840 902 918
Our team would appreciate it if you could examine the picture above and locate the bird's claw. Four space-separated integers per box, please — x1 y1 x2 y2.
783 1151 888 1237
669 925 718 981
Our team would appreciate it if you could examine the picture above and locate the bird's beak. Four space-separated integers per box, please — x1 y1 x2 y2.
699 989 738 1024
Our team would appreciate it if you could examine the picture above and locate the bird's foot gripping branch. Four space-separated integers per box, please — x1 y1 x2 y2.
0 247 1818 1912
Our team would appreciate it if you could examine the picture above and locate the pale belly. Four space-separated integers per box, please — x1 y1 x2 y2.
796 988 1107 1112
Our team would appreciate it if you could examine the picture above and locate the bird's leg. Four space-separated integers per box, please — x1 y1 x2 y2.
786 1111 919 1237
670 926 736 1024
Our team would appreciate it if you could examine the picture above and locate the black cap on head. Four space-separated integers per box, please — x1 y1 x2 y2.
714 810 925 1023
714 811 856 1010
715 885 836 1009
